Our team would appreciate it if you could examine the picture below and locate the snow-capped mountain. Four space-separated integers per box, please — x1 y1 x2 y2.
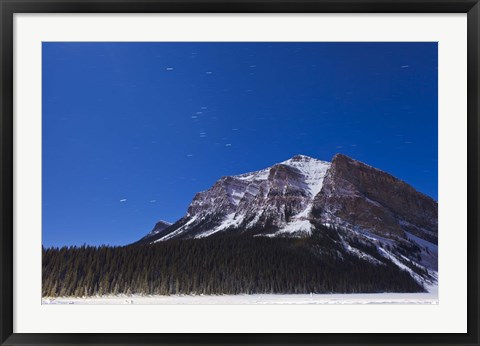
136 154 438 287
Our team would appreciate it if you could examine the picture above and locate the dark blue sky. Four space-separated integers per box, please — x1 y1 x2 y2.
42 42 438 247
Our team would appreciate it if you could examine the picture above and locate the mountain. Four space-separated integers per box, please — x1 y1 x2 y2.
136 154 438 289
137 220 172 242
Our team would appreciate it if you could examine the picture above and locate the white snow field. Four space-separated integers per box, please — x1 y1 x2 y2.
43 289 438 305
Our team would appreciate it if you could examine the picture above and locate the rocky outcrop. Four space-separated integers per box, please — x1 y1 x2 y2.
312 154 438 243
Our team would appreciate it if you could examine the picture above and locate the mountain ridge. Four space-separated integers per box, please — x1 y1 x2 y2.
134 153 438 289
138 154 437 243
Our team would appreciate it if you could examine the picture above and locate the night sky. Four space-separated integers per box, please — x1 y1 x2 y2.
42 42 438 247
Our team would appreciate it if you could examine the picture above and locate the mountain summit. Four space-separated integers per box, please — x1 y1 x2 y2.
135 154 438 287
139 154 437 243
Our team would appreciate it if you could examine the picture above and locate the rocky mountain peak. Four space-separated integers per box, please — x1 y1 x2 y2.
287 154 316 162
139 220 172 241
139 152 437 247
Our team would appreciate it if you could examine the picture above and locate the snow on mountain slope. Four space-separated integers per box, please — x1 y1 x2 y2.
274 155 330 236
150 155 331 241
280 155 330 197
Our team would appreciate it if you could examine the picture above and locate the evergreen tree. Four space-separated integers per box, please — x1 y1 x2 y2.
42 226 426 297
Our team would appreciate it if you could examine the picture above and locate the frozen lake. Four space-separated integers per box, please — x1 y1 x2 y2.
43 290 438 305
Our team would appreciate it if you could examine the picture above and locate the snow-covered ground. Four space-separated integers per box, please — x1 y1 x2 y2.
43 290 438 305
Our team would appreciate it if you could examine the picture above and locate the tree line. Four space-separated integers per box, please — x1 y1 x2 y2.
42 226 424 297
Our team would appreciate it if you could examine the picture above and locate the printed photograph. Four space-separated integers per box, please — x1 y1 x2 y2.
42 42 438 305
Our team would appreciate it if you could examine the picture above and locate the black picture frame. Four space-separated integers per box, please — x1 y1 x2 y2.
1 1 479 345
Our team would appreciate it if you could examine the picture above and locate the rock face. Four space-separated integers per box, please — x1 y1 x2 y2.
312 154 438 244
